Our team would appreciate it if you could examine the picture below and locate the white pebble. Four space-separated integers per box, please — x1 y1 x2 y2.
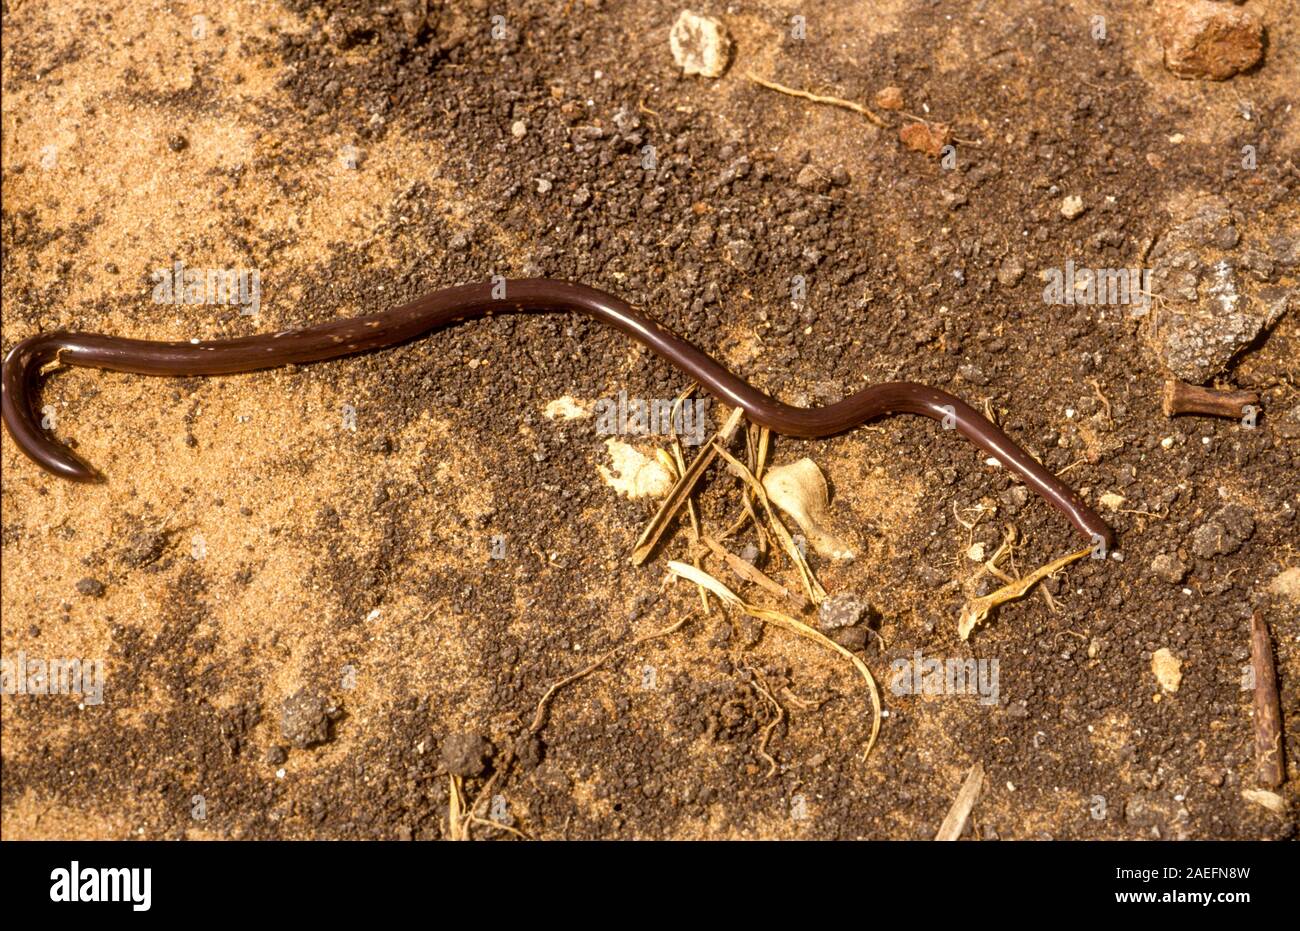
669 10 733 78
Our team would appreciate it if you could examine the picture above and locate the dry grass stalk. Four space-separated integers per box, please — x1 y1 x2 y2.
935 761 985 840
700 533 809 611
667 561 880 760
710 440 828 605
631 406 744 566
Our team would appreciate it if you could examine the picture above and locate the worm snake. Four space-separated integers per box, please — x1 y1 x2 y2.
1 278 1114 548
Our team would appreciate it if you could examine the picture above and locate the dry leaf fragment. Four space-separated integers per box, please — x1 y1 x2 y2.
762 458 855 560
598 439 674 499
1241 788 1287 816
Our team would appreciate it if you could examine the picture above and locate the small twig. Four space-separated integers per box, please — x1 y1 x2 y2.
710 440 827 604
982 397 999 426
969 526 1017 586
780 685 821 712
448 774 466 840
467 813 530 840
38 348 68 376
1088 378 1113 425
952 501 989 532
935 761 984 840
1251 612 1285 789
746 72 887 127
1163 380 1259 420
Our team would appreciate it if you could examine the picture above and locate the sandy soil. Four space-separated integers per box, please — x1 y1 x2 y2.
1 0 1297 839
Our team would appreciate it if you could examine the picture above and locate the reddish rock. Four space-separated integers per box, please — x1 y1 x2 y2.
874 85 905 111
898 121 950 157
1159 0 1264 80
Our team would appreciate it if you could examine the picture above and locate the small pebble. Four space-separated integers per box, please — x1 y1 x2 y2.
874 86 904 110
75 578 106 597
441 732 492 777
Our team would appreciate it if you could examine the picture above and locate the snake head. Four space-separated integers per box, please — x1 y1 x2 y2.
2 333 103 482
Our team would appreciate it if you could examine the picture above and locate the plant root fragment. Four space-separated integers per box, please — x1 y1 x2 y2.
667 560 880 760
958 546 1091 640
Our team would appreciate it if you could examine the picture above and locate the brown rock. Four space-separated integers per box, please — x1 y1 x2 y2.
1159 0 1264 80
997 255 1026 287
898 121 950 157
818 592 873 632
831 626 868 652
874 86 904 110
1150 553 1188 584
441 732 492 777
795 164 830 193
280 689 336 749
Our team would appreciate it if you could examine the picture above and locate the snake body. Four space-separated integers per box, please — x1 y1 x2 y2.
1 278 1114 547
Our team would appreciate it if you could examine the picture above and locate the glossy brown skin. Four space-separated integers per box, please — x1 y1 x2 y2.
1 278 1114 547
